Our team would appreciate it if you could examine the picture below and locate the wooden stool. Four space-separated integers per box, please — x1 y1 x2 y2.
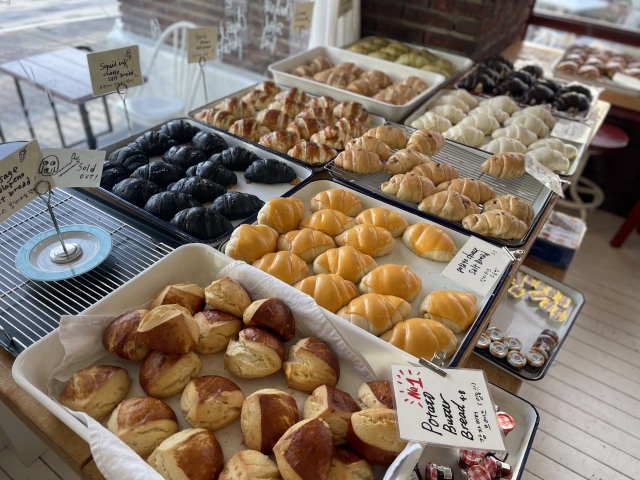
610 197 640 247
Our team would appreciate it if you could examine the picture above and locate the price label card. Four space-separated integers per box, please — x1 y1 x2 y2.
441 236 512 296
524 153 565 196
292 2 315 32
391 365 507 452
38 148 105 188
0 141 41 224
188 27 219 64
87 46 143 96
550 121 590 144
338 0 353 17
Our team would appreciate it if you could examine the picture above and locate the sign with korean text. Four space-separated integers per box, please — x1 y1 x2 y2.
87 46 143 96
188 27 219 64
550 121 590 144
38 148 105 188
0 141 41 224
292 2 314 32
338 0 353 17
391 365 507 452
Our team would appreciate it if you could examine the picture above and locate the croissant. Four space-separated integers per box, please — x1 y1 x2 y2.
296 107 336 124
383 149 428 175
299 209 358 237
503 113 549 137
529 138 578 160
225 224 279 262
259 130 299 154
484 195 534 224
255 81 282 97
256 109 291 131
457 113 500 135
373 88 411 105
480 152 525 179
274 88 308 104
334 149 383 174
287 141 337 165
437 178 495 204
418 191 479 221
428 104 466 124
450 89 479 109
228 119 271 142
443 125 484 147
309 56 333 73
409 160 458 186
419 291 477 333
193 108 236 130
410 112 452 133
491 124 537 147
313 69 333 84
345 136 393 161
525 147 570 172
360 70 392 90
429 95 470 113
252 251 310 285
294 274 358 313
462 210 528 239
468 105 509 124
380 318 458 359
218 97 255 118
334 117 367 138
335 224 397 258
481 137 527 154
312 246 377 284
402 223 457 261
365 126 408 149
512 106 556 128
311 189 363 216
277 228 336 262
381 173 437 203
359 264 422 302
406 129 446 156
484 95 520 115
286 117 326 140
306 95 338 110
310 126 352 150
398 76 429 93
333 102 371 126
257 197 306 234
356 208 409 237
291 65 314 77
326 70 353 88
241 89 273 110
268 99 304 118
347 78 377 96
387 83 419 101
337 293 412 336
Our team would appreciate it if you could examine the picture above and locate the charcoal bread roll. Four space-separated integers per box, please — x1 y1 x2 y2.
210 191 264 221
100 165 129 191
180 375 245 430
111 178 162 208
188 160 238 186
191 131 228 156
102 309 151 361
273 418 334 480
137 304 199 354
159 119 201 142
163 145 208 170
328 449 374 480
139 350 202 398
553 91 589 112
240 389 299 453
224 327 285 379
132 162 185 188
143 191 202 221
522 83 555 105
170 207 233 241
347 408 407 466
59 365 130 421
107 397 178 458
244 158 297 184
150 284 206 315
357 381 393 409
147 428 224 480
193 310 243 354
303 385 359 445
204 277 252 317
522 64 543 78
168 176 227 203
243 298 295 341
283 337 340 393
210 146 260 171
219 450 281 480
134 131 178 156
105 144 149 173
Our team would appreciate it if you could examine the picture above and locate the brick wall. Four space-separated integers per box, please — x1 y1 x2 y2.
361 0 535 60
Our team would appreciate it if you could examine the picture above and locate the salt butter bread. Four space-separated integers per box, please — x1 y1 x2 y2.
328 448 374 480
334 224 396 258
139 351 202 399
59 365 130 421
484 194 534 224
243 298 296 341
224 327 285 379
240 388 299 453
193 309 243 354
437 178 496 205
480 152 526 179
147 428 224 480
347 408 407 466
401 223 458 261
284 337 340 393
406 129 446 156
359 264 422 302
312 246 378 284
409 159 458 186
102 310 150 361
310 188 363 216
219 450 282 480
252 251 310 285
365 125 407 149
107 397 178 458
357 380 394 409
149 284 205 315
380 173 437 203
418 190 479 221
303 385 359 445
381 318 458 359
356 208 409 237
462 210 528 240
420 290 478 333
258 198 306 234
337 293 411 336
180 375 245 431
276 228 335 263
299 209 357 237
137 305 199 355
294 274 358 314
383 149 430 175
345 135 393 161
225 224 279 263
204 277 252 318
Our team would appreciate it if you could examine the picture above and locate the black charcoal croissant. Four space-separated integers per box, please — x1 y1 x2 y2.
134 131 178 156
536 78 561 93
168 176 226 203
493 77 529 97
522 84 555 105
456 72 495 93
494 55 514 69
209 191 264 220
163 146 208 170
111 178 162 208
170 207 233 241
105 144 149 173
159 119 200 142
244 158 297 184
100 166 129 191
191 131 228 156
521 65 543 78
553 92 589 112
143 191 201 221
186 161 237 186
482 58 512 76
557 84 592 101
509 70 535 86
209 146 260 171
131 162 185 188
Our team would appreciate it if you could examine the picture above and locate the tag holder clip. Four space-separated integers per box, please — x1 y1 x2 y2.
419 350 447 377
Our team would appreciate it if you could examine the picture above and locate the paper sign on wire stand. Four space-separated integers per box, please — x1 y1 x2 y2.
0 141 41 224
38 149 105 188
188 27 219 64
292 2 315 32
86 46 142 96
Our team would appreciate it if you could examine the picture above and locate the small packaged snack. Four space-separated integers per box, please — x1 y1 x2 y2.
541 285 558 298
507 350 526 369
507 285 526 298
527 290 547 302
548 305 568 322
503 336 523 351
476 333 491 350
486 327 504 343
425 462 453 480
539 297 555 313
489 341 508 359
525 350 545 373
541 329 559 344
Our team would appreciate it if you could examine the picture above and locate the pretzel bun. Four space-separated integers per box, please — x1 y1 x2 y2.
193 310 243 355
357 380 394 409
149 283 205 315
347 408 407 466
224 327 285 379
242 298 295 341
283 337 340 393
137 305 199 354
204 277 252 317
102 309 150 361
303 385 359 445
180 375 245 431
139 351 202 399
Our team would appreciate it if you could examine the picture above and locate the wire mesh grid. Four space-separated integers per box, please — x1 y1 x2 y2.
0 190 174 355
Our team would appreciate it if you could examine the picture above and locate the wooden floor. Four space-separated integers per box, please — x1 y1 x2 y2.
520 209 640 480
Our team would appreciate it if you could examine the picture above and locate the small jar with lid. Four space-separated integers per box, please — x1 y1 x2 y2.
465 465 491 480
486 327 504 343
458 450 485 470
497 462 513 479
476 333 491 350
532 340 552 358
525 350 546 373
489 341 508 360
537 333 558 350
507 350 526 370
496 411 515 435
425 462 454 480
503 336 522 351
541 329 559 344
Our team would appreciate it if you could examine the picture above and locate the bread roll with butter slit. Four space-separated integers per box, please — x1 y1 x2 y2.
107 397 178 459
381 173 437 203
420 290 477 333
139 351 202 398
365 125 407 149
491 124 537 147
359 264 422 302
241 389 299 454
180 375 244 430
149 284 205 315
337 293 411 336
299 209 357 237
356 208 409 237
102 309 150 361
252 251 309 285
406 129 446 156
428 105 465 124
147 428 224 480
484 194 534 223
258 197 306 234
303 386 359 445
345 135 393 161
60 365 130 421
410 160 459 186
335 224 396 258
277 228 335 263
462 210 528 240
357 380 393 409
529 137 578 160
311 188 363 216
313 246 377 284
437 178 496 204
334 148 383 174
457 113 500 135
468 104 509 123
224 327 285 379
284 337 340 393
137 305 199 355
481 137 527 154
219 450 281 480
484 95 520 115
225 224 279 263
294 274 358 313
193 310 243 354
504 113 549 137
204 277 252 318
274 418 334 480
451 88 479 108
410 111 452 133
383 149 431 175
525 146 570 172
380 318 457 359
429 95 470 113
347 408 407 466
481 152 525 179
329 448 374 480
243 298 295 341
402 223 457 261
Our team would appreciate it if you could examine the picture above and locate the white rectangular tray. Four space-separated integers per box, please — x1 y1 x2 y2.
268 46 446 122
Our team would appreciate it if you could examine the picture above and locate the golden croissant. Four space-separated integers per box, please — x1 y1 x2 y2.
335 224 396 258
277 228 336 262
260 130 299 154
483 195 534 224
310 189 363 216
437 178 496 205
294 274 358 313
257 197 306 234
286 117 326 140
194 108 236 130
299 209 357 237
252 251 309 285
380 318 458 359
418 191 479 221
229 119 271 142
406 129 446 156
356 208 409 237
480 152 525 179
462 210 528 240
359 264 422 302
419 290 477 333
312 246 377 284
401 223 457 261
365 125 408 149
337 293 412 336
310 125 352 150
383 149 430 175
256 109 292 131
381 173 437 203
345 135 393 161
410 160 458 186
334 149 383 174
225 224 278 262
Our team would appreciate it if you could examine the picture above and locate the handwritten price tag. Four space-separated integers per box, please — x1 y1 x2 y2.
524 153 564 196
338 0 353 17
292 2 315 32
440 236 511 296
87 46 143 96
38 148 105 188
391 365 507 451
0 141 41 224
188 27 219 64
550 121 590 144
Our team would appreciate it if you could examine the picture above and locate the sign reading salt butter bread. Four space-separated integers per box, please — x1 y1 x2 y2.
0 141 41 224
391 365 507 452
87 46 143 96
292 2 315 32
188 27 219 64
338 0 353 17
38 148 106 188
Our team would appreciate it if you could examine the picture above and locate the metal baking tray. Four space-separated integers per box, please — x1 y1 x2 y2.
188 83 386 173
404 88 589 176
326 123 554 248
268 46 446 122
474 265 584 381
94 118 313 245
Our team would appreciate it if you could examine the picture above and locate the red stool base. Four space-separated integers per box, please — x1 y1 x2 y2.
611 198 640 248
